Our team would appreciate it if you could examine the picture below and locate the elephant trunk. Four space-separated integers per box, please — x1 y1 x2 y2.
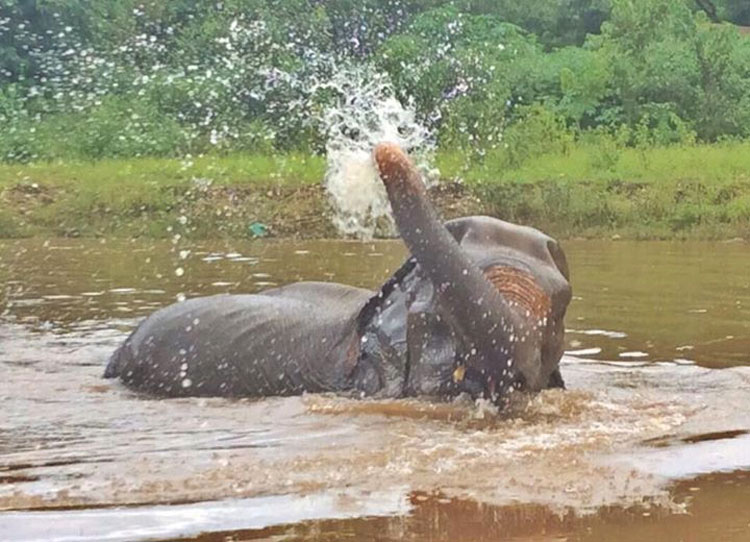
373 143 525 400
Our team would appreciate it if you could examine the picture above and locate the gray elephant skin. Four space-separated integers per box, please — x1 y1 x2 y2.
105 144 572 407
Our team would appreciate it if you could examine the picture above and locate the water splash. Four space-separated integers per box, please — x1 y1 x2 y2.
318 65 436 239
2 10 438 238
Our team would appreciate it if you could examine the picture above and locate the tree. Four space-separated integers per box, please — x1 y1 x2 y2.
694 0 750 25
457 0 612 47
694 0 720 23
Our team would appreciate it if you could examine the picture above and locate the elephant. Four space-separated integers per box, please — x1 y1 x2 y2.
104 143 572 407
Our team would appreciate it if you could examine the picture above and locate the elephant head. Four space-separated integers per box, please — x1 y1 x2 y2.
373 143 571 406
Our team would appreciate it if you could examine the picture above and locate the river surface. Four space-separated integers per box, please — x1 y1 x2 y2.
0 238 749 541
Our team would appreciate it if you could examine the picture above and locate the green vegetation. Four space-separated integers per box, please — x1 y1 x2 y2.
0 153 328 237
2 142 749 240
1 0 749 239
2 0 750 159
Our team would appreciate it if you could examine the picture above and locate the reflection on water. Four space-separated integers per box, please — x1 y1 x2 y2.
0 238 749 541
3 473 750 542
179 472 750 542
567 240 750 367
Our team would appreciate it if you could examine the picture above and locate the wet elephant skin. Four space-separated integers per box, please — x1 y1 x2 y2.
105 145 572 406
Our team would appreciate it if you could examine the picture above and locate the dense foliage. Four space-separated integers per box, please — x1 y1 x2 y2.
1 0 749 162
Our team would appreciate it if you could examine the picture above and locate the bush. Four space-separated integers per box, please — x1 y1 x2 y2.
591 0 750 140
1 0 750 162
501 105 574 167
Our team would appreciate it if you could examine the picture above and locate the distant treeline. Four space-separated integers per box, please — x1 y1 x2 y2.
1 0 750 162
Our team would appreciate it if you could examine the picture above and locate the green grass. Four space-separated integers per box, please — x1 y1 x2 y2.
437 141 750 185
1 143 749 240
0 152 325 192
0 153 327 237
436 141 750 239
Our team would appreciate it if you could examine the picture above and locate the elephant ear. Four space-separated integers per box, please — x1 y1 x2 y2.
356 256 417 335
546 238 570 281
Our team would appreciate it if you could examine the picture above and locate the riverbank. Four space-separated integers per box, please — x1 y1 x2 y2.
2 143 749 240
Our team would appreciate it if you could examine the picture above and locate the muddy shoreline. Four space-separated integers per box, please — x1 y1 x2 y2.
2 181 486 240
3 179 750 241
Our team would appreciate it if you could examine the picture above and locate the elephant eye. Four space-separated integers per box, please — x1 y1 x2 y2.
483 266 551 322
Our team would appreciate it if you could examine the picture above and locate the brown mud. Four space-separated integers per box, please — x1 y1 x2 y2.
1 180 486 239
4 176 749 241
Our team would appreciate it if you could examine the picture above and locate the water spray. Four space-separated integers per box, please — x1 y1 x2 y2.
317 64 436 239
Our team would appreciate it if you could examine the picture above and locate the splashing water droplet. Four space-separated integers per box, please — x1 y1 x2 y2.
319 64 435 239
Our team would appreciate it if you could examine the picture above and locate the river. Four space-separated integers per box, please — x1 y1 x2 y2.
1 238 749 541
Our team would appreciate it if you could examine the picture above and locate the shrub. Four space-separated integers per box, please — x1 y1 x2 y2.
501 105 574 167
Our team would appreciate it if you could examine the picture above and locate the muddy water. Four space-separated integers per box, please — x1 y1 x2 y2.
0 238 749 541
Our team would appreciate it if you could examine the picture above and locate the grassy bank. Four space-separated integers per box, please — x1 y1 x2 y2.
2 143 750 240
